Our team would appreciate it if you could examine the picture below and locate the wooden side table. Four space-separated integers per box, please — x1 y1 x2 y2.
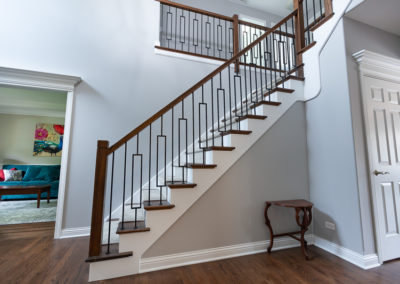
264 199 313 259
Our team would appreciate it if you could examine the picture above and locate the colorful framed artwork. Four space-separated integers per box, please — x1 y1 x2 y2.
33 123 64 157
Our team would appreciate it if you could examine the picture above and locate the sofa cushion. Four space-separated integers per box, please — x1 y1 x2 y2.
22 167 42 181
0 169 4 181
36 167 60 181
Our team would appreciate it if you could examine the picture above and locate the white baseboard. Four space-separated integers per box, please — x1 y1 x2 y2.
59 226 90 239
313 235 380 269
140 234 314 273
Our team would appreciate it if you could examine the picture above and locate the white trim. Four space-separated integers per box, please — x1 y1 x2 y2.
0 66 81 91
0 106 66 118
0 66 81 239
140 235 314 273
154 46 223 66
59 226 90 239
353 50 400 83
313 236 380 270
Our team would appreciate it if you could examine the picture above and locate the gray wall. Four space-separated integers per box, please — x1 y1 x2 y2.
0 0 281 230
305 19 364 254
145 102 309 257
342 17 400 254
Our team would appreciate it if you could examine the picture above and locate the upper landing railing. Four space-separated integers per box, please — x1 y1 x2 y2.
156 0 333 70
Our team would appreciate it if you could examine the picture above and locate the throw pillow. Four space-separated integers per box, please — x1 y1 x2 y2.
22 167 42 181
3 170 23 181
0 169 4 181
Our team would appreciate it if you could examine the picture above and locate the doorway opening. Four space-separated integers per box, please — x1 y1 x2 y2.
0 86 67 227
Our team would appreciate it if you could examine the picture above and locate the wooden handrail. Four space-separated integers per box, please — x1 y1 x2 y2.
238 19 270 31
108 9 298 153
156 0 233 22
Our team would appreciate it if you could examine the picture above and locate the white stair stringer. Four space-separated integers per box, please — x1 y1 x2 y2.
88 79 304 282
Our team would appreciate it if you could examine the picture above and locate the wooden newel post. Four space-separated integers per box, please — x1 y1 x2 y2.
324 0 333 17
293 0 305 77
232 14 240 73
88 140 109 257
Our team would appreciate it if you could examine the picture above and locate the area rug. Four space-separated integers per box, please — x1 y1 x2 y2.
0 200 57 225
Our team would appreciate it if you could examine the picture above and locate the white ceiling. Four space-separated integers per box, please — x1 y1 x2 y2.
0 86 67 118
346 0 400 36
229 0 293 17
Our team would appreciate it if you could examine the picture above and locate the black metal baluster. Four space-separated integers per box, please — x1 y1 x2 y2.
201 14 203 55
213 17 216 57
106 152 115 254
312 0 317 29
278 25 284 87
121 142 127 230
249 48 253 114
211 78 215 146
192 93 195 164
291 16 297 71
286 21 291 75
228 65 233 131
243 54 247 117
148 123 152 204
171 107 174 183
188 11 191 53
166 5 172 49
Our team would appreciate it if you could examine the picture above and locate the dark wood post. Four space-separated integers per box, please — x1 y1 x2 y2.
324 0 333 17
232 14 240 73
293 0 305 77
88 140 109 257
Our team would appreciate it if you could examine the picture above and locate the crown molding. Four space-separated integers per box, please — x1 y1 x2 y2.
0 66 81 92
353 50 400 82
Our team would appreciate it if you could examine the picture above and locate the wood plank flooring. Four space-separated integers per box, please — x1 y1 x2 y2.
0 222 399 283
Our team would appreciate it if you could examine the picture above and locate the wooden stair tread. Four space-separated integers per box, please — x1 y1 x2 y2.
265 87 295 96
143 200 175 210
166 181 197 188
203 146 235 151
116 221 150 234
287 75 305 81
220 130 252 136
85 244 132 263
186 163 217 169
250 101 281 109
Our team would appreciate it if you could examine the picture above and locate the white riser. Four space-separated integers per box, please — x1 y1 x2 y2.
89 80 304 281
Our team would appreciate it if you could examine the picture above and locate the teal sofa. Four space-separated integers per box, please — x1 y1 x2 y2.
0 165 60 200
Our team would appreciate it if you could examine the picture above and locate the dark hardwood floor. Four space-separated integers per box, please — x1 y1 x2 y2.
0 222 399 283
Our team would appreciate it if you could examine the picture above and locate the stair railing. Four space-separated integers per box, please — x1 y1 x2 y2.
88 0 333 259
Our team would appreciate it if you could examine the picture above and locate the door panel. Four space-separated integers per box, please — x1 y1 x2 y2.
364 76 400 262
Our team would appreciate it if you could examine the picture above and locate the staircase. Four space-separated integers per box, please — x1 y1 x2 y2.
86 0 335 281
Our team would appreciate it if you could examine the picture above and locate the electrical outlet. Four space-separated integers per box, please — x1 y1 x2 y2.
325 221 335 231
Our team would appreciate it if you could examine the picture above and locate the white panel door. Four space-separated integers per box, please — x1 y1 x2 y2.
364 76 400 262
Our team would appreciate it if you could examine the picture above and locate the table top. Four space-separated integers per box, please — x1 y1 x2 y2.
0 184 51 190
266 199 313 208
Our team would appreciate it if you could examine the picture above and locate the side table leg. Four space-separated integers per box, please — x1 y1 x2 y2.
47 190 50 203
295 208 311 260
264 203 274 253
